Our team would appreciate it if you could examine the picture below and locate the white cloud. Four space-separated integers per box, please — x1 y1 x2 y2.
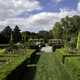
0 12 60 32
0 0 79 32
77 1 80 11
0 0 42 20
12 0 42 12
59 8 79 18
26 12 60 32
0 8 80 32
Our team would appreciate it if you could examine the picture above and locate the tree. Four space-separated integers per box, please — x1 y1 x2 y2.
48 30 54 39
38 30 50 43
21 32 27 43
77 32 80 49
0 26 12 43
51 15 80 48
30 32 38 39
61 16 80 48
52 22 63 39
13 25 22 43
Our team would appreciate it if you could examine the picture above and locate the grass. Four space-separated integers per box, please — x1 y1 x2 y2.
0 47 80 80
0 48 34 80
56 48 80 80
34 48 80 80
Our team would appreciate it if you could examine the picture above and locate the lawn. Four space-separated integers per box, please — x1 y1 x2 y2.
0 48 80 80
34 48 80 80
0 48 34 80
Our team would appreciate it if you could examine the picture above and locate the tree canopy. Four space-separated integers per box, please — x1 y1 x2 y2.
51 15 80 48
13 25 22 43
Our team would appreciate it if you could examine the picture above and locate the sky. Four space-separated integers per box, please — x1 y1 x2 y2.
0 0 80 32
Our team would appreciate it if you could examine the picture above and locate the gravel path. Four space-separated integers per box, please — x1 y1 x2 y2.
40 46 53 53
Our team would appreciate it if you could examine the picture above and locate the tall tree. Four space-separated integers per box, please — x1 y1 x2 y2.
1 26 12 43
52 22 63 39
38 31 50 42
61 16 80 47
77 32 80 49
13 25 22 43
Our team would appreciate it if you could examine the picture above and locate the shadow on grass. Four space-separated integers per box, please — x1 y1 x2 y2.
5 49 41 80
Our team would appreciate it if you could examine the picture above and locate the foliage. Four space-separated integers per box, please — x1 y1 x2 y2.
51 16 80 48
77 32 80 49
0 26 12 44
52 22 63 39
13 25 22 43
38 30 53 43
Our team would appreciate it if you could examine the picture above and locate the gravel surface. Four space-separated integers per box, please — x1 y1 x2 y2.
40 46 53 53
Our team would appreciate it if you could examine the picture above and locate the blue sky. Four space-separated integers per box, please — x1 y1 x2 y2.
37 0 78 12
0 0 80 32
17 0 79 17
